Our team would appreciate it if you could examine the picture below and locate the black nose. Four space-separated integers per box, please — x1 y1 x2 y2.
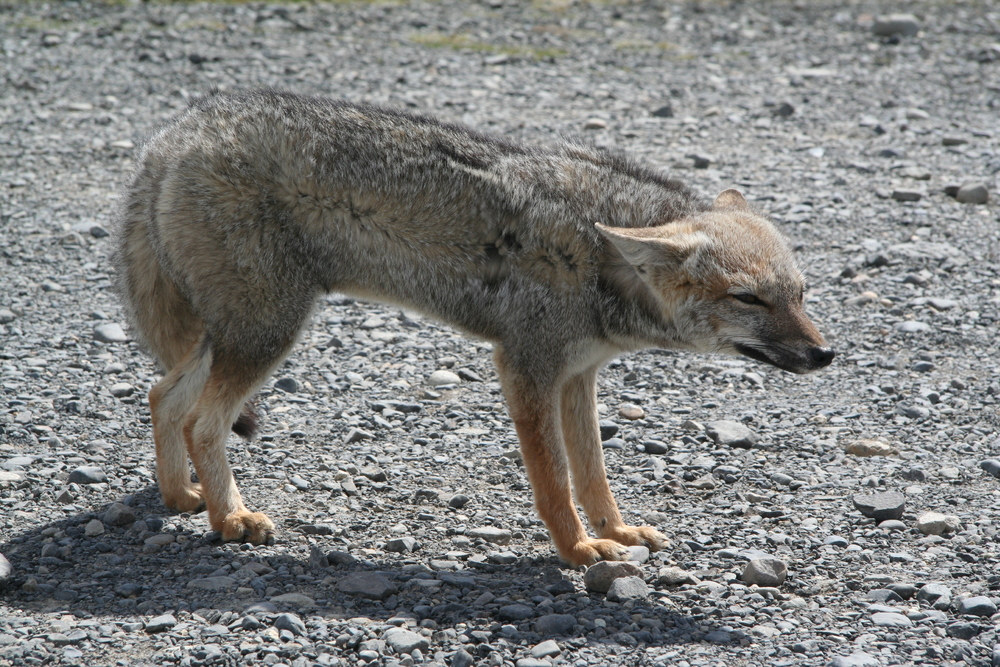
810 347 835 368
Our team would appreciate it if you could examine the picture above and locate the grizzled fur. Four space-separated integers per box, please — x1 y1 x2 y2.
115 89 832 565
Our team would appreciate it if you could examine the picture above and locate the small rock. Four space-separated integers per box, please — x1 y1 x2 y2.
979 459 1000 479
274 377 299 393
427 370 461 387
187 576 236 591
651 104 673 118
606 576 648 601
109 382 135 398
618 404 644 420
915 511 961 535
658 566 698 586
273 613 306 636
641 440 667 455
452 649 475 667
93 323 127 343
104 502 138 526
344 428 374 444
872 14 920 37
852 492 905 521
270 592 315 606
957 596 997 618
533 614 575 635
467 526 512 545
871 612 912 628
498 604 535 621
598 420 619 440
145 614 177 633
530 639 561 658
583 118 607 130
895 320 930 334
705 420 757 448
947 621 982 640
385 627 429 654
68 466 107 485
448 494 470 509
84 519 105 536
845 439 898 457
336 572 398 600
915 583 952 609
742 557 788 586
582 560 642 593
0 309 16 324
0 552 12 585
386 536 418 553
891 189 922 202
956 183 989 204
828 652 880 667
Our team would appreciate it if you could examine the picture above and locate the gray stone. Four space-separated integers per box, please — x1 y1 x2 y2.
828 653 879 667
705 420 757 448
947 622 982 640
93 323 127 343
451 649 475 667
498 604 535 621
515 659 551 667
742 557 788 586
915 511 961 535
273 613 306 636
427 370 461 387
599 420 619 440
336 572 397 600
385 628 429 654
915 583 952 609
187 576 236 591
0 309 15 324
979 459 1000 479
704 630 732 643
852 492 905 521
891 189 922 202
530 639 561 658
274 377 300 393
84 519 105 536
145 614 177 633
103 502 138 526
658 566 698 586
956 183 989 204
110 382 135 398
0 553 11 585
386 536 418 553
873 14 919 37
533 614 575 635
895 321 930 334
466 526 512 545
871 612 912 628
582 560 642 593
957 596 997 617
606 576 648 601
69 466 107 484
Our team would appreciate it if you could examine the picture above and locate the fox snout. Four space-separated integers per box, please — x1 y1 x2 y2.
809 346 836 369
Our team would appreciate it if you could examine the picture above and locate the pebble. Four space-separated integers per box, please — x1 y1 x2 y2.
93 322 127 343
957 596 997 617
187 576 236 591
705 420 757 448
980 459 1000 479
915 583 952 609
583 118 607 130
828 652 880 667
427 370 461 387
582 561 642 593
915 511 961 535
956 182 989 204
273 613 307 636
530 639 561 658
499 603 535 621
618 404 644 420
606 576 648 601
68 466 107 484
104 502 138 526
84 519 105 536
852 492 905 521
598 420 619 440
896 320 931 334
274 377 300 393
533 614 575 635
336 572 398 600
891 189 922 202
871 612 912 628
742 557 787 586
144 614 177 633
0 553 11 584
466 526 512 545
386 536 419 552
385 627 429 654
845 439 898 457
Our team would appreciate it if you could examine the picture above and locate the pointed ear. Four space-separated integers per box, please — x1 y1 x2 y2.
712 188 749 210
596 223 706 275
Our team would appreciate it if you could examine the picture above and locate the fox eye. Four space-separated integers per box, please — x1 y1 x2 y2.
732 293 765 306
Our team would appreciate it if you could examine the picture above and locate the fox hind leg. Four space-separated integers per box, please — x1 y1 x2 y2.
148 335 213 513
561 366 669 552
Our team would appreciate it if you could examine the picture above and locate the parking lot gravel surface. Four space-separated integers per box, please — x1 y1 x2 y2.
2 1 1000 666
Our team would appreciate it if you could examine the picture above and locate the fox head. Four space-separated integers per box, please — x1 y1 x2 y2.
597 189 834 374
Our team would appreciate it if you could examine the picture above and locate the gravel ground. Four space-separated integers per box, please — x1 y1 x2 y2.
2 1 1000 666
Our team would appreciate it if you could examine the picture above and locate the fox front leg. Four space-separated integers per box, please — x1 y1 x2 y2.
561 366 669 552
495 349 631 567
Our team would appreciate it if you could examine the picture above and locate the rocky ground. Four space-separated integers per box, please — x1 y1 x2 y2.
2 1 1000 666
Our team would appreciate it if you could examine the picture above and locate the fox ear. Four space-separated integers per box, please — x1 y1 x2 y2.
596 224 705 275
712 188 750 210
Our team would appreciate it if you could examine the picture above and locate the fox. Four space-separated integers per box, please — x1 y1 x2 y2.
114 88 834 568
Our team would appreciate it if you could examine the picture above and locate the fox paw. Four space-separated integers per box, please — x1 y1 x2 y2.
563 538 632 567
221 510 275 545
599 525 670 552
162 484 204 513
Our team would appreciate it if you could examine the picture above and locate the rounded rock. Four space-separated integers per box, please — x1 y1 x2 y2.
582 560 642 593
742 557 788 587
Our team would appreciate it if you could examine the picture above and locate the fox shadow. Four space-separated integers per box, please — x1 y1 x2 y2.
0 485 725 655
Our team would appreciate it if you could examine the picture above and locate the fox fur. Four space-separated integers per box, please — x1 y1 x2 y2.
115 88 833 566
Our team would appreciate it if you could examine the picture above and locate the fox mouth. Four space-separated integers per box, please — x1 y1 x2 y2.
733 342 834 374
